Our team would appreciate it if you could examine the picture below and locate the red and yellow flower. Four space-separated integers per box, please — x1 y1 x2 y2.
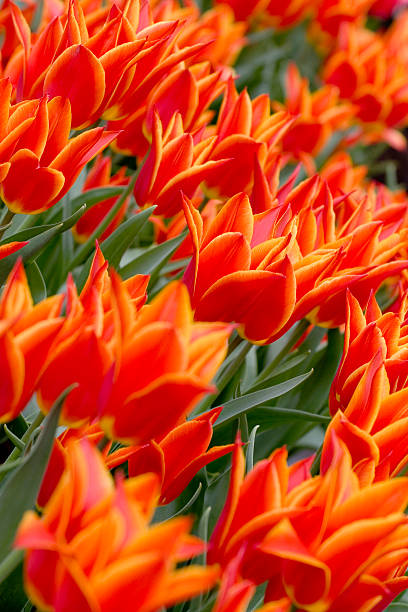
16 438 220 612
0 80 118 214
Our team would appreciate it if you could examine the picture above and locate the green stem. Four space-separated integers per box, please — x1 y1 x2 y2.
256 319 310 384
65 170 139 274
0 548 24 583
0 209 15 239
3 411 45 465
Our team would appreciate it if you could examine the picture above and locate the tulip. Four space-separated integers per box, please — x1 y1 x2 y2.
272 63 355 173
133 111 230 217
182 177 408 343
325 289 408 482
323 21 408 149
16 439 220 612
0 259 63 422
128 406 235 503
0 80 118 214
37 247 149 427
210 433 408 611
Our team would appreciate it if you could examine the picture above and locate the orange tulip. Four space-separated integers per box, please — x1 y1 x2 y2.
36 247 231 440
128 406 234 503
182 174 408 343
323 21 408 149
98 278 232 444
110 62 228 160
325 289 408 482
133 111 230 217
308 0 374 51
272 63 355 173
209 434 408 611
72 155 130 243
0 259 63 422
36 247 148 427
16 438 220 612
0 80 118 214
203 79 294 199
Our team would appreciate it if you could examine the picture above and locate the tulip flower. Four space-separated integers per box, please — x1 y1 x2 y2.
210 433 408 611
308 0 374 51
36 247 231 440
133 111 230 217
72 155 130 243
98 278 232 444
16 439 220 612
325 289 408 482
110 62 228 160
323 21 408 149
203 79 294 198
36 247 149 427
128 406 235 503
182 177 408 343
0 259 63 422
272 63 355 173
0 80 118 214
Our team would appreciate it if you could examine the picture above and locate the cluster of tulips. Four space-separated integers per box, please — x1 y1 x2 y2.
2 0 408 610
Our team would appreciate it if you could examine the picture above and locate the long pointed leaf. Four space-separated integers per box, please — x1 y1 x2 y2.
214 371 312 428
0 385 74 559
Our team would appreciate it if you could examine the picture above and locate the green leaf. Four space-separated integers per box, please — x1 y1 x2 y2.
0 385 74 562
66 174 139 274
0 555 27 610
213 370 313 428
246 425 260 472
1 205 87 245
387 605 408 610
46 187 124 224
119 233 185 281
100 207 154 269
25 261 46 303
293 328 342 414
0 225 63 285
251 406 330 424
